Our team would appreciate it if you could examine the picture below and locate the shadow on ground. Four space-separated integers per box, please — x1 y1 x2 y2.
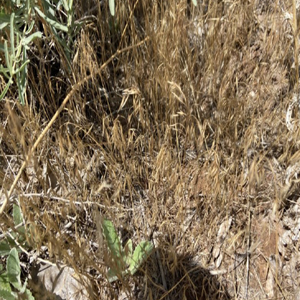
143 249 231 300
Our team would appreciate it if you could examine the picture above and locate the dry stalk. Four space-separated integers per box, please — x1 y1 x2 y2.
293 0 299 87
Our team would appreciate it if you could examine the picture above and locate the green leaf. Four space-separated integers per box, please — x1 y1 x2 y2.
17 277 27 294
0 240 11 256
128 241 153 275
0 269 12 292
24 287 35 300
22 32 43 45
34 7 68 32
6 248 22 290
0 289 16 300
124 239 133 266
102 219 127 281
107 268 118 283
0 13 11 30
191 0 197 6
12 204 26 235
102 219 123 260
109 0 115 16
107 267 130 283
102 219 153 282
13 204 22 227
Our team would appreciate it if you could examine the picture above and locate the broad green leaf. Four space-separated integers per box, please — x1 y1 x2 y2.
0 269 12 292
107 268 118 283
124 239 133 264
0 240 11 256
24 288 35 300
128 241 153 275
12 204 26 235
6 248 22 290
107 268 130 283
102 219 126 280
13 204 22 227
0 289 16 300
102 219 123 259
191 0 197 6
17 277 27 294
7 248 20 277
102 219 153 282
109 0 115 16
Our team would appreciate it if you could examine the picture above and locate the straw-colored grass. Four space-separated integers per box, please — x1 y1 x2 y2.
1 0 300 299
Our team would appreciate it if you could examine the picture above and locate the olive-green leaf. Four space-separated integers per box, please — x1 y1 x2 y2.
124 239 133 266
0 269 12 293
0 289 16 300
128 241 153 275
7 248 22 290
12 204 26 236
101 219 123 260
107 267 118 283
13 204 22 227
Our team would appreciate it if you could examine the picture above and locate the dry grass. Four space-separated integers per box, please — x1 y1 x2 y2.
1 0 300 299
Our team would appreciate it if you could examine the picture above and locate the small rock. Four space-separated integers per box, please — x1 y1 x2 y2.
30 264 89 300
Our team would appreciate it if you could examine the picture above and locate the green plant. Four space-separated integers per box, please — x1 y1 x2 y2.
0 204 28 256
0 10 42 104
0 248 34 300
0 0 80 104
102 219 153 283
0 204 34 299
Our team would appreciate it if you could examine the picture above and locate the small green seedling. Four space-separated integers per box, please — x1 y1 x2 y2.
0 248 34 300
101 219 153 282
